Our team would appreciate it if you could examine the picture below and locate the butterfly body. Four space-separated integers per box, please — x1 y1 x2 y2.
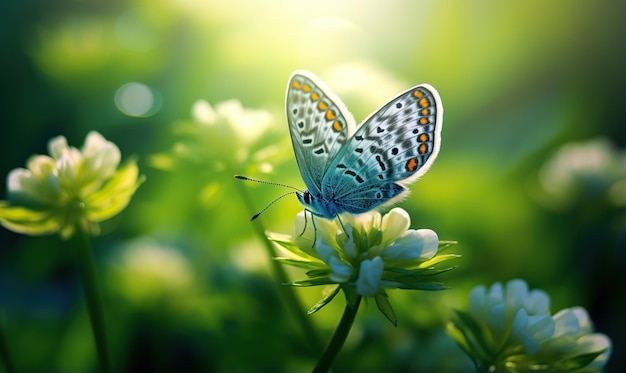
286 70 443 227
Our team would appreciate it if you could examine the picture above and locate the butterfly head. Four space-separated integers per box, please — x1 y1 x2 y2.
296 190 335 219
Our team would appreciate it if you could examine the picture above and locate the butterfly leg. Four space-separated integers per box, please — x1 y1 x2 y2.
336 214 350 238
298 209 318 247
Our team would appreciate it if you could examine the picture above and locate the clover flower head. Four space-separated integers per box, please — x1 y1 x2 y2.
448 279 611 372
539 138 626 209
269 208 458 325
0 131 143 238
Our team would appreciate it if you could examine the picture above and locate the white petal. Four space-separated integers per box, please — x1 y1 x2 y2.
26 155 56 179
416 229 438 259
191 99 217 125
315 238 336 264
552 308 583 337
504 279 529 318
7 165 62 207
578 333 612 368
327 256 352 283
355 256 384 296
56 153 77 187
524 289 551 315
383 230 423 260
469 285 487 317
527 314 555 342
48 135 69 160
381 208 410 243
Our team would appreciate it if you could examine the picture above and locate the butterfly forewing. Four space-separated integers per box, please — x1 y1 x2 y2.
286 71 355 195
322 84 443 211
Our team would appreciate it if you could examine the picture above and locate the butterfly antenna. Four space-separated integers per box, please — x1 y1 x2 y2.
234 175 303 192
248 191 298 221
235 175 303 220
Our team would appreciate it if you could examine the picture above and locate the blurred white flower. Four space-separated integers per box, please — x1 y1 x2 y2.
469 279 553 354
535 307 612 372
449 279 611 372
539 138 626 209
191 99 273 145
0 131 143 238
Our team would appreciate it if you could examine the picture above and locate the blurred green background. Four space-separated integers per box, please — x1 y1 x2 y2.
1 0 624 372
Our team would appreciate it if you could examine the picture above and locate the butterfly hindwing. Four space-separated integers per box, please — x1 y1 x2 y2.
286 71 355 195
322 84 443 213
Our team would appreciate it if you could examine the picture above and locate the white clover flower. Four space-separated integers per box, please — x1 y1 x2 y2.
468 279 554 355
539 138 626 209
269 208 458 325
0 131 143 238
449 279 612 372
533 307 612 372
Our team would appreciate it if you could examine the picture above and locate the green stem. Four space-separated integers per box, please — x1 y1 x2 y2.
235 180 323 354
0 313 15 373
312 296 362 373
75 226 111 373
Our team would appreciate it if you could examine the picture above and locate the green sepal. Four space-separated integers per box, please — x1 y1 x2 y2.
448 309 493 365
288 277 336 287
274 257 326 270
375 290 397 327
307 285 340 315
516 349 607 372
342 285 359 309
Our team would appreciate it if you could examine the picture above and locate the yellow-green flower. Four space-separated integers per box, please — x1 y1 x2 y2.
0 131 144 238
269 208 458 325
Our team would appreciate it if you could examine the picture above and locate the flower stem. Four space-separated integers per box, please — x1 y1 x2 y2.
0 312 14 373
235 180 323 354
75 226 111 373
312 295 362 373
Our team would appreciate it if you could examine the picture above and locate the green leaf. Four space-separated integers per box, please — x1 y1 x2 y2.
85 159 144 222
375 291 397 327
446 322 480 369
274 257 326 269
438 240 458 252
0 201 61 236
450 310 493 364
307 285 340 314
288 277 336 287
417 254 461 268
395 282 449 291
521 350 607 372
306 268 332 278
267 232 320 262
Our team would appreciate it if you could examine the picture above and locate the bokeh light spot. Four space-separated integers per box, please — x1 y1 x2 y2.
114 82 161 117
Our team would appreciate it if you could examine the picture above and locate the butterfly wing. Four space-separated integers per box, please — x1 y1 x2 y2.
286 71 356 195
322 84 443 213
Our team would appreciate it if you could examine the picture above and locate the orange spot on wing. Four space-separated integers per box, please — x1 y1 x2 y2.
418 143 428 155
406 157 419 172
293 81 301 89
413 90 424 98
418 134 429 142
318 101 328 111
311 92 319 101
419 97 430 108
326 109 336 121
421 108 430 116
419 117 429 125
332 120 343 132
303 84 311 92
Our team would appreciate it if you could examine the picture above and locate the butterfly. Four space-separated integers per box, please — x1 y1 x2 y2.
237 70 442 240
285 70 443 233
